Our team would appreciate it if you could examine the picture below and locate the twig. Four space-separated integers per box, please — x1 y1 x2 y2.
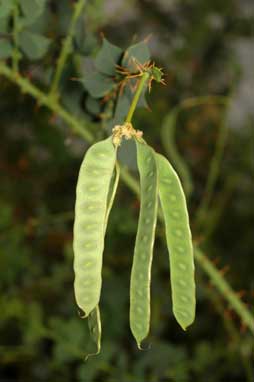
49 0 87 97
125 72 149 123
195 248 254 335
180 95 229 109
161 107 193 197
12 0 20 72
160 96 230 199
0 63 94 143
195 109 229 228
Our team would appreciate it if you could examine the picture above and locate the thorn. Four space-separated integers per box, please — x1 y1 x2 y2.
49 113 57 124
207 281 214 289
213 257 221 266
224 308 233 321
132 200 140 210
236 290 247 299
220 265 230 276
25 70 33 81
193 236 204 245
240 322 247 333
34 101 41 112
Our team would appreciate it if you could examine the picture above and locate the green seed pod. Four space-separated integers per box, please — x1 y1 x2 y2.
130 141 158 348
86 159 120 358
73 137 117 317
156 153 195 330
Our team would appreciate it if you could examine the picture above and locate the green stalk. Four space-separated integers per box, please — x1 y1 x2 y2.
180 95 229 109
125 72 149 123
0 63 94 143
12 1 20 72
161 107 194 197
49 0 86 97
161 96 229 199
195 248 254 335
195 111 229 229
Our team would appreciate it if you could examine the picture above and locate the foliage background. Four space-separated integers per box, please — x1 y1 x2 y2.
0 0 254 381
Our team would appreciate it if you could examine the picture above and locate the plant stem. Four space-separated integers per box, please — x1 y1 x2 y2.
0 63 94 143
194 110 229 228
180 95 229 109
195 248 254 335
12 1 20 72
161 107 194 197
49 0 86 97
161 96 230 199
125 72 149 123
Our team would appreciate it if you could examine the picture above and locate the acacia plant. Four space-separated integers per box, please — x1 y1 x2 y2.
0 0 253 360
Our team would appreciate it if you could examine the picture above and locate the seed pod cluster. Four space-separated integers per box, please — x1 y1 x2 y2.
73 131 196 355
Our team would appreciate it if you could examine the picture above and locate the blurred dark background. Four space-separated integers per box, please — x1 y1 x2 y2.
0 0 254 381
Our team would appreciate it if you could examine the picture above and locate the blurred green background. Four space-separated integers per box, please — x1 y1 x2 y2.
0 0 254 381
